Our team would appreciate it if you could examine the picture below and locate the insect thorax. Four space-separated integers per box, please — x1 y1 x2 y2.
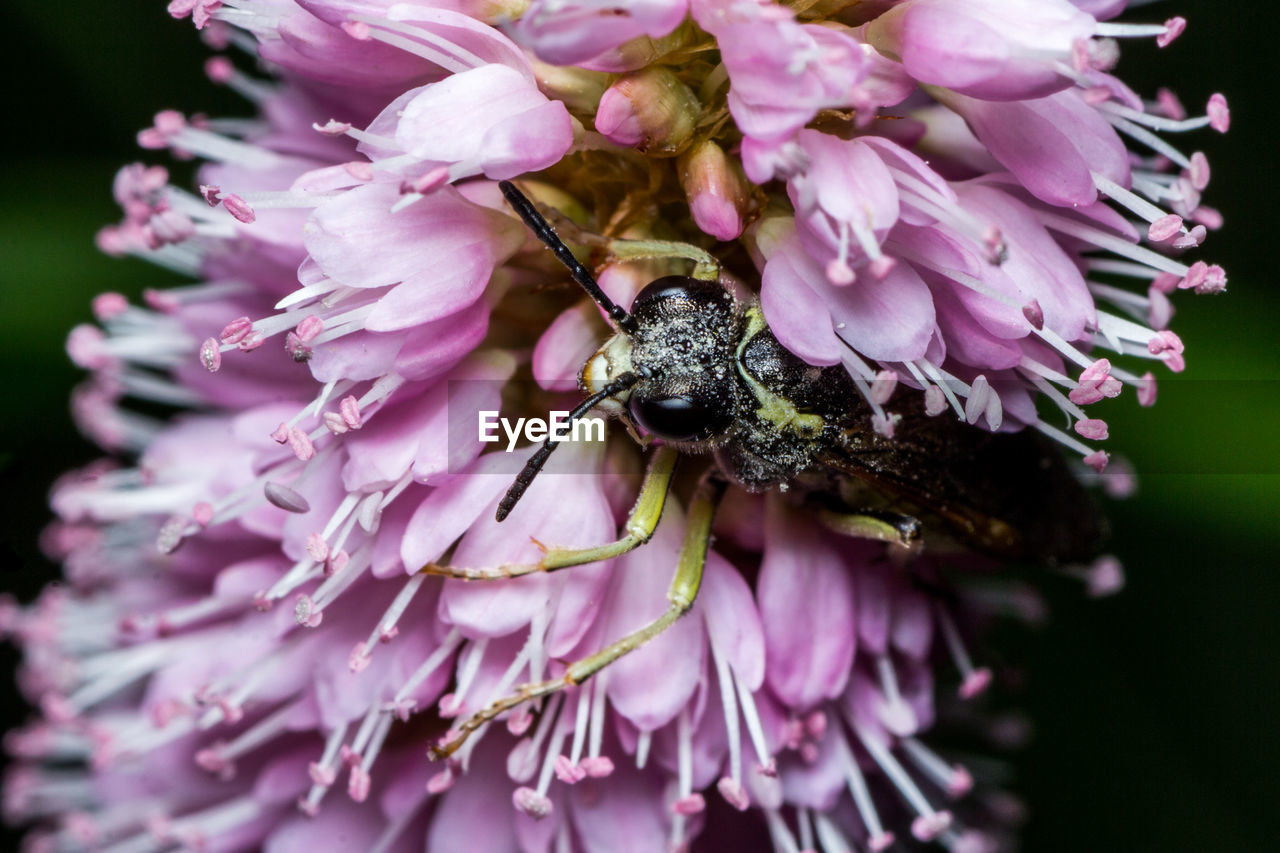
580 281 866 492
713 306 865 491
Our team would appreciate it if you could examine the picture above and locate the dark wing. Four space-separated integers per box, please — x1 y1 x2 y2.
817 398 1106 564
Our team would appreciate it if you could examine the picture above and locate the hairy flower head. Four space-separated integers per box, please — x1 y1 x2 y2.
4 2 1226 851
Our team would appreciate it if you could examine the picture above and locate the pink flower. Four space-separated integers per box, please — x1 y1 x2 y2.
6 2 1227 851
865 0 1098 101
513 0 690 69
693 0 870 143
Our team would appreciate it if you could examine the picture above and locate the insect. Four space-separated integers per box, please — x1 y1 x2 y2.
423 180 1104 759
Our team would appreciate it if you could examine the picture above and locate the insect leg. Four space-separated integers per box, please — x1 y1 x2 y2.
428 470 726 761
815 506 923 550
606 237 721 282
417 446 679 581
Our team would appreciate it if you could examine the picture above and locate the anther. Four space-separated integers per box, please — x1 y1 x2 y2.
1073 418 1109 441
717 777 750 810
294 594 323 628
263 482 310 514
199 338 221 372
1084 556 1126 597
825 258 855 285
512 786 552 819
204 56 234 84
553 755 586 784
313 120 353 136
1082 450 1110 473
1137 372 1158 407
220 317 253 344
1147 214 1183 242
1156 17 1186 48
222 194 256 223
923 386 947 417
1207 94 1230 132
1021 300 1044 331
672 793 706 815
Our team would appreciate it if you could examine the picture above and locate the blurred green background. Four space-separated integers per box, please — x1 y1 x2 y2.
0 2 1275 850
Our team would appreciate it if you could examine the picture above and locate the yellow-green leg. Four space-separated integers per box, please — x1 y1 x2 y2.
531 203 720 282
428 471 726 761
606 237 721 282
816 506 923 550
418 446 679 581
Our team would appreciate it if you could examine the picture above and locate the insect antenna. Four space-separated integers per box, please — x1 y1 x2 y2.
498 180 639 334
495 371 641 522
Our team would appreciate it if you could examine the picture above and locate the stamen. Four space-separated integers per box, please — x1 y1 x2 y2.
1207 93 1230 132
869 370 898 406
369 788 429 853
813 812 855 853
153 796 263 853
444 638 490 718
587 669 609 764
350 15 479 75
268 494 360 601
512 786 553 820
305 721 349 805
963 376 1002 431
147 117 286 169
344 701 383 767
488 630 538 711
832 731 893 850
1038 212 1189 277
196 699 301 779
204 55 276 103
901 737 973 799
911 360 967 420
854 725 952 841
390 628 462 718
234 187 330 211
1059 554 1127 597
874 655 918 736
350 711 394 802
936 605 992 700
635 729 651 770
508 694 558 784
1098 99 1213 135
673 706 702 812
1091 173 1195 243
892 243 1019 311
892 172 1004 261
275 279 342 311
712 644 745 803
826 222 855 285
350 574 427 672
669 709 702 847
1068 358 1122 406
1032 420 1097 459
535 705 571 798
564 685 592 772
1094 20 1183 42
764 808 801 853
1101 111 1193 169
734 672 777 776
850 373 889 424
64 636 203 714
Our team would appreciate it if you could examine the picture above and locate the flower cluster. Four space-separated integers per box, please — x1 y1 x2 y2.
4 1 1224 851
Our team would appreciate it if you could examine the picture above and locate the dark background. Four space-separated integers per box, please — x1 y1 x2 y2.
1 2 1275 850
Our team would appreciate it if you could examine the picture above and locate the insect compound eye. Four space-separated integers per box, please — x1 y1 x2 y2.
628 391 733 443
630 275 733 325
